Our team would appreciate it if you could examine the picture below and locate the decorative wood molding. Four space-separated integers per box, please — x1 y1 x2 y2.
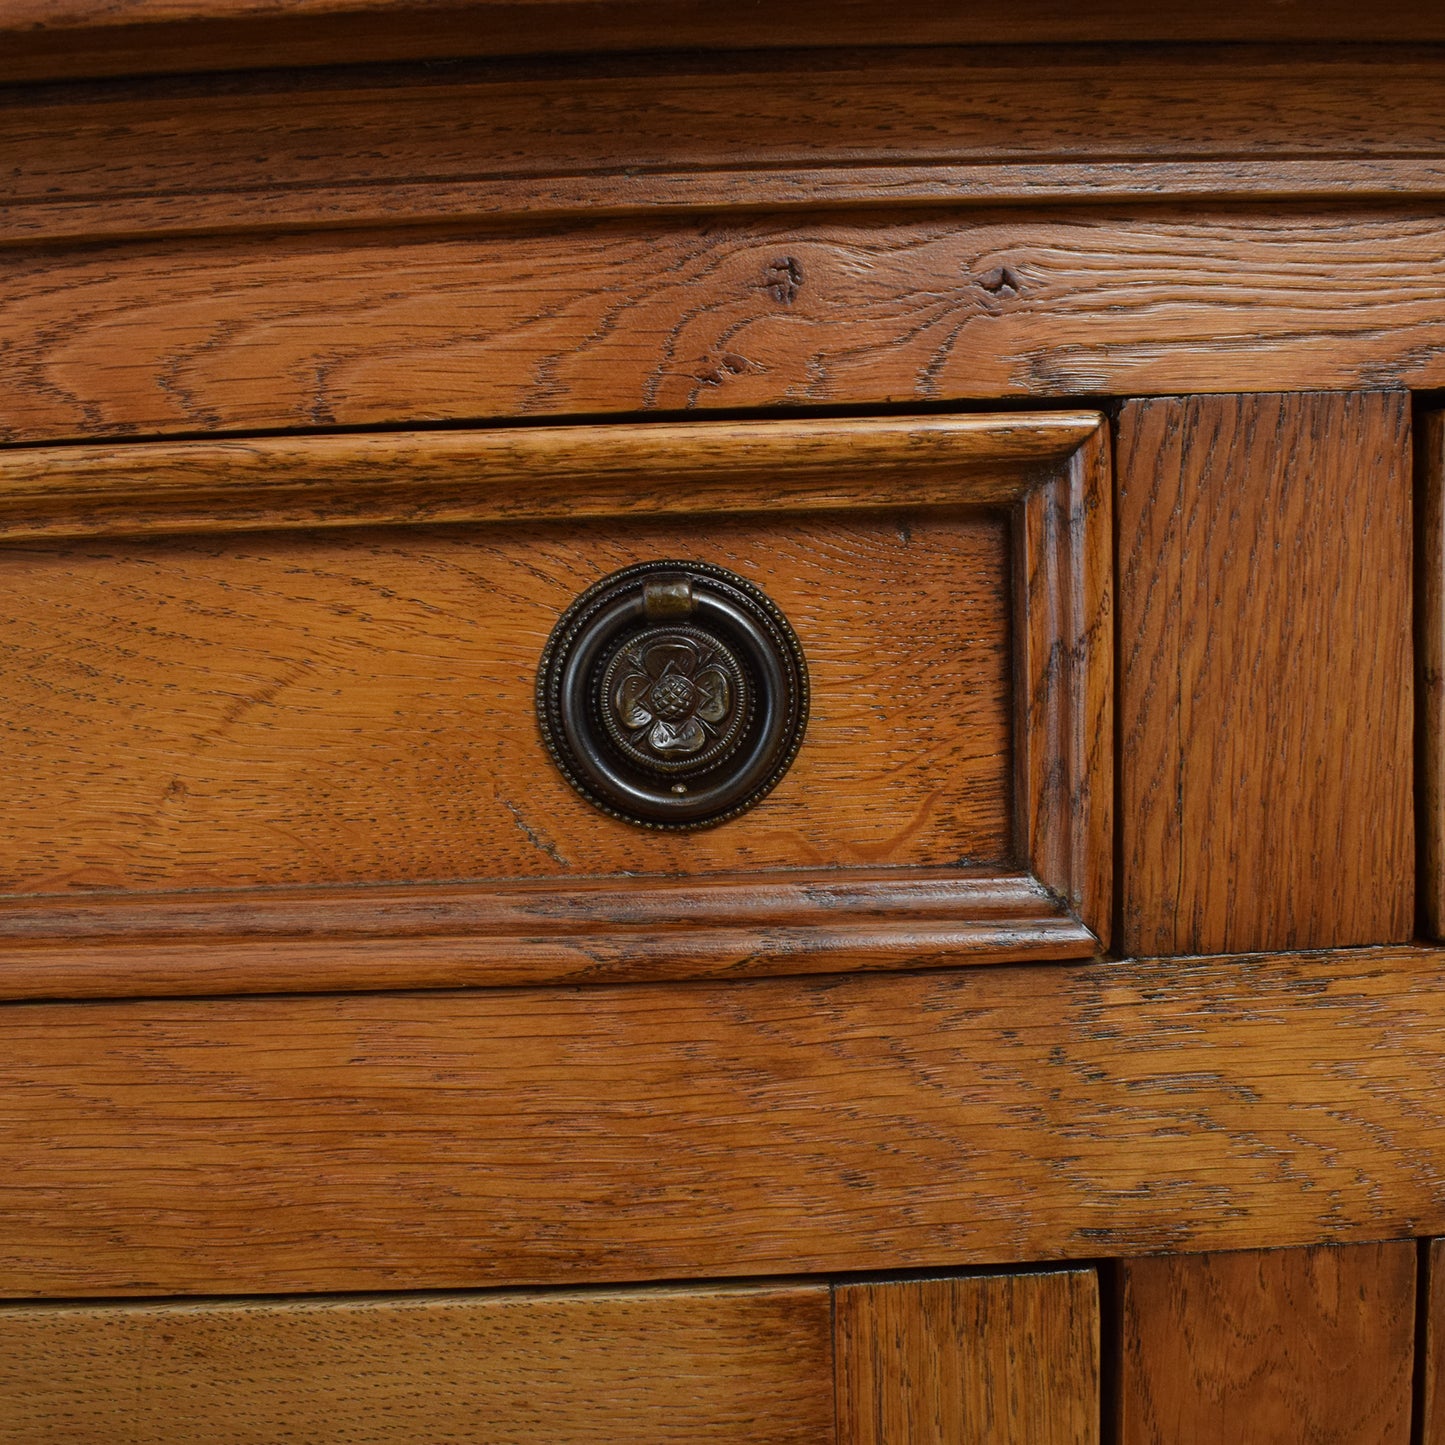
6 3 1445 84
9 49 1445 245
0 412 1110 998
0 414 1093 540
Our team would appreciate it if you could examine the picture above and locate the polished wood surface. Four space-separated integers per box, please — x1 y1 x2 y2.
1117 391 1413 956
0 1283 836 1444
1 947 1441 1297
7 2 1445 84
11 48 1445 246
0 413 1109 997
1118 1243 1417 1445
835 1270 1098 1445
11 214 1445 445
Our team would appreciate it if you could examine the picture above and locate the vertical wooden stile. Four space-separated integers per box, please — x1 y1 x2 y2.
1116 391 1413 956
834 1270 1099 1445
1117 1243 1416 1445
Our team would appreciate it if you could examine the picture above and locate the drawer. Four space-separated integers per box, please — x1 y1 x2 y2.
0 413 1111 998
0 1271 1099 1443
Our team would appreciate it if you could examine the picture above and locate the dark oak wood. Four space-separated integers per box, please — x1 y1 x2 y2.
1117 392 1413 956
1420 414 1445 938
0 413 1109 998
13 214 1445 445
1118 1243 1417 1445
835 1270 1099 1445
1 947 1442 1297
0 1283 836 1444
1427 1241 1445 1445
8 3 1445 84
12 48 1445 246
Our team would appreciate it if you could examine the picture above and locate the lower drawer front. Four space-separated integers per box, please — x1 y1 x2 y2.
0 1273 1099 1445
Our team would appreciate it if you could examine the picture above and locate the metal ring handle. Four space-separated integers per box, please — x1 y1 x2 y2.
536 561 808 829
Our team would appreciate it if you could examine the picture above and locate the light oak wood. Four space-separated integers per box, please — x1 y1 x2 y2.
1117 391 1413 956
1118 1243 1417 1445
0 515 1011 887
11 48 1445 246
0 871 1093 1000
1 947 1442 1297
0 1283 836 1444
835 1270 1099 1445
12 214 1445 445
0 413 1095 541
0 413 1109 997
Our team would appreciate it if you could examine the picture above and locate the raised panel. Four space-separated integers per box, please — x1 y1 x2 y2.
0 413 1110 998
1117 391 1413 955
835 1270 1099 1445
1117 1243 1416 1445
0 1284 836 1444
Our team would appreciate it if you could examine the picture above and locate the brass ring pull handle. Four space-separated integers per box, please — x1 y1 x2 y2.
536 561 808 829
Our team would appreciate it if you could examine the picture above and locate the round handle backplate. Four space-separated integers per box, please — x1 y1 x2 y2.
536 561 808 829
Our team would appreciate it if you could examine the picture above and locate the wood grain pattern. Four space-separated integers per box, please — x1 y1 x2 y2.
0 513 1012 892
835 1270 1098 1445
12 212 1445 445
1420 414 1445 937
0 1283 836 1444
1117 392 1413 956
12 48 1445 245
0 413 1109 997
1427 1240 1445 1445
1 946 1443 1297
1118 1243 1417 1445
8 2 1445 84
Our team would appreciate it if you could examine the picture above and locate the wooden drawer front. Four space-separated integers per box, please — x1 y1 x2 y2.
0 413 1110 999
0 1271 1098 1445
0 1284 837 1445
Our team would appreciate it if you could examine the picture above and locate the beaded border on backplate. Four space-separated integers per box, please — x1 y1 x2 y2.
535 559 810 830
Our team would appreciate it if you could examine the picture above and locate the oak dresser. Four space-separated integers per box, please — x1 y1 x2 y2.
0 3 1442 1441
